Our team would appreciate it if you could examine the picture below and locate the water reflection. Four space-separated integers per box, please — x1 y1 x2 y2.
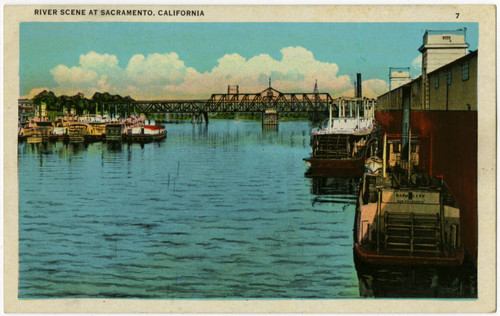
105 141 123 151
262 125 279 133
355 261 477 298
309 176 359 206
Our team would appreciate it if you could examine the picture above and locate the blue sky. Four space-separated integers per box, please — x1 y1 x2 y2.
20 22 478 99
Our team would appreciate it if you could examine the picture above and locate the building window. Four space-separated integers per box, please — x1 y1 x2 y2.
462 61 469 81
446 70 452 85
434 75 439 89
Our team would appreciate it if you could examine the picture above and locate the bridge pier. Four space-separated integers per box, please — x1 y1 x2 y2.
191 113 202 124
261 110 279 127
191 112 209 125
202 112 209 125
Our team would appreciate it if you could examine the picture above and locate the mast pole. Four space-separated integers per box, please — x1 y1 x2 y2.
383 133 387 178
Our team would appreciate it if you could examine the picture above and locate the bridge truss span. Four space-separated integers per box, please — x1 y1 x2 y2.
101 87 377 116
204 88 335 113
124 99 207 114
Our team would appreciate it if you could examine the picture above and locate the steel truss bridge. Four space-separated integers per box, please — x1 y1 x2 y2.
102 87 376 123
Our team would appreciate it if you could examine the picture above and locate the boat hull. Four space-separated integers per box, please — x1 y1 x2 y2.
27 137 43 144
354 244 465 267
48 135 68 142
84 134 104 142
304 157 365 177
124 133 166 143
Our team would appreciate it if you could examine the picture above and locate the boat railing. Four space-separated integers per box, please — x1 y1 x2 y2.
326 116 374 133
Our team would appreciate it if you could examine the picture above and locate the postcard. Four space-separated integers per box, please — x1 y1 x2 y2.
4 4 496 313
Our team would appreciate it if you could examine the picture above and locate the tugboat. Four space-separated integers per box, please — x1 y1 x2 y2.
353 132 464 266
304 96 380 177
123 119 166 143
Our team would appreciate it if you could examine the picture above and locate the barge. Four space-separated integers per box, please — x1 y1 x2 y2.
353 134 464 266
304 97 380 177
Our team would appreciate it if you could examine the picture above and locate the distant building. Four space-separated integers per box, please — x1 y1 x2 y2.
389 67 411 91
18 98 35 123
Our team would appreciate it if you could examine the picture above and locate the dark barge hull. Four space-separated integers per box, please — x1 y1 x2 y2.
85 135 104 142
354 244 465 267
49 135 68 142
304 157 365 177
105 137 123 142
124 133 166 143
69 137 85 143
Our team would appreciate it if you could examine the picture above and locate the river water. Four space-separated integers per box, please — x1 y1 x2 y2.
18 120 476 299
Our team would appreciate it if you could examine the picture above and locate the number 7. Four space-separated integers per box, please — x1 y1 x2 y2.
456 13 460 18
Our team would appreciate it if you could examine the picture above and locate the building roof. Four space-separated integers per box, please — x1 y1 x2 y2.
418 29 468 52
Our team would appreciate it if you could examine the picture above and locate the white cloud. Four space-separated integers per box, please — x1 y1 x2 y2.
362 79 389 97
340 79 389 98
37 47 386 100
50 65 97 85
125 52 190 86
412 55 422 71
80 51 118 70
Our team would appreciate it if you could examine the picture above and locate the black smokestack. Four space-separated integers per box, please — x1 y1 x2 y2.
356 73 362 98
401 85 411 162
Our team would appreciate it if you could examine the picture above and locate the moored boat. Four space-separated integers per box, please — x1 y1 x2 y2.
34 121 53 142
18 123 34 141
85 124 107 142
304 97 380 177
49 126 68 141
26 133 43 144
123 124 166 142
353 134 464 266
67 122 90 143
105 123 125 142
